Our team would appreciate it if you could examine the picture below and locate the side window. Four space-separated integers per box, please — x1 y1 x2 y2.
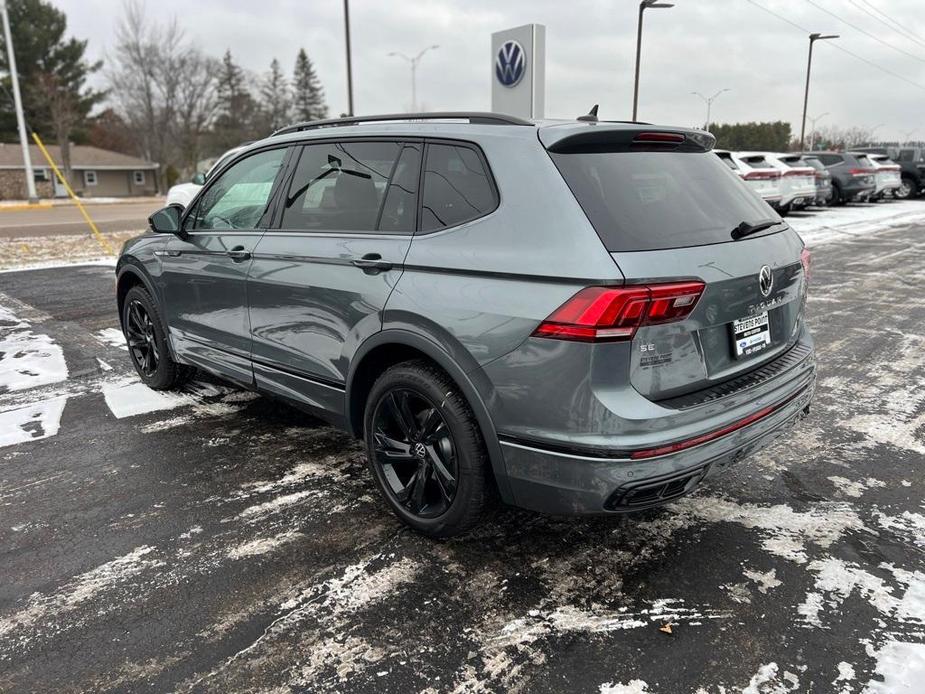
280 141 402 232
420 143 497 232
188 148 286 231
379 144 422 233
898 149 914 162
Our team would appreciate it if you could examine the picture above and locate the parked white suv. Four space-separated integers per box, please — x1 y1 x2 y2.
737 152 816 215
165 145 248 207
864 153 902 200
715 150 782 209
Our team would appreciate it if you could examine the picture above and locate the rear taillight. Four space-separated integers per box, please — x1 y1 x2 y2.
783 169 813 177
800 248 812 281
533 282 705 343
743 171 781 181
849 168 875 177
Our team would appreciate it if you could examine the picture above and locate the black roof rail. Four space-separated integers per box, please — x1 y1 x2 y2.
271 111 533 137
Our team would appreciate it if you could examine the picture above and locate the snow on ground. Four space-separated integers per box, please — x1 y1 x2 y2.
0 305 67 392
787 200 925 247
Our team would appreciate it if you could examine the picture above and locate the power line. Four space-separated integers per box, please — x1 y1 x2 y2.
805 0 925 64
847 0 925 51
744 0 925 93
858 0 925 48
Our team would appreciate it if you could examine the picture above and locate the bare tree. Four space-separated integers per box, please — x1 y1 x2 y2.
107 1 218 188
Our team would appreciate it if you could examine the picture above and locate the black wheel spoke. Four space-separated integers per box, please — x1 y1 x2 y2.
386 391 417 439
408 465 428 512
374 431 415 461
419 408 443 442
426 444 456 496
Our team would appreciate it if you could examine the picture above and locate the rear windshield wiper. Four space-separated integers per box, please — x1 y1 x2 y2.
731 219 781 241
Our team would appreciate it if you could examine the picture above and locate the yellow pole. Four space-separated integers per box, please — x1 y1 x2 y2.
30 131 114 255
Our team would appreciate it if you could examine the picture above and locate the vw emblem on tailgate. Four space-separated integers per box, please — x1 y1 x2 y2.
758 265 774 297
495 40 525 88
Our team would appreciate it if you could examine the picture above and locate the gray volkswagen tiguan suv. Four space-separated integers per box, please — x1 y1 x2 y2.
117 112 815 537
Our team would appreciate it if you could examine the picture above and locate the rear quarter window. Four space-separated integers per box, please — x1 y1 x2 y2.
550 150 775 252
419 143 498 232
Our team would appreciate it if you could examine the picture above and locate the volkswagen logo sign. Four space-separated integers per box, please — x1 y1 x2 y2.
495 40 525 88
758 265 774 297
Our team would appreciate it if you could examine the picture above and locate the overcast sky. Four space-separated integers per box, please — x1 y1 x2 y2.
51 0 925 142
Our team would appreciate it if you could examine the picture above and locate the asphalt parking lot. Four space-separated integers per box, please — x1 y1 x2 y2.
0 207 923 692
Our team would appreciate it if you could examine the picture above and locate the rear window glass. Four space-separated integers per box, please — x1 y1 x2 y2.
855 155 875 168
803 157 824 171
716 152 737 170
742 156 771 169
550 150 775 252
420 143 497 232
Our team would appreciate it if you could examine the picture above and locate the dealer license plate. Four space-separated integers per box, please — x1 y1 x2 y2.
732 312 771 358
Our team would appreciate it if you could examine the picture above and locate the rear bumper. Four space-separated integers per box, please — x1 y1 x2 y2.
497 357 816 515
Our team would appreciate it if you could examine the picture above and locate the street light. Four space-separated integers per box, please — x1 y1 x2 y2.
807 112 829 150
632 0 674 121
0 0 37 202
799 32 838 151
691 88 730 132
388 45 439 113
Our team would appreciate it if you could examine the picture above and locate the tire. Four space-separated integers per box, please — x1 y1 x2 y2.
778 203 791 217
121 285 190 390
894 176 915 200
363 359 489 538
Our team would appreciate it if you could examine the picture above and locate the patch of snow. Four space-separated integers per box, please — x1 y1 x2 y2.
95 327 127 351
0 396 67 447
0 257 117 274
743 567 782 594
828 476 887 498
0 306 67 391
862 642 925 693
101 379 194 419
741 662 800 694
874 511 925 549
836 661 856 682
236 489 318 520
600 681 650 694
227 531 303 560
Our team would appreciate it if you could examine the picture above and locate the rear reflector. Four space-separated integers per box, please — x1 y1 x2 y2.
629 388 805 460
800 247 811 281
633 132 685 144
533 281 705 342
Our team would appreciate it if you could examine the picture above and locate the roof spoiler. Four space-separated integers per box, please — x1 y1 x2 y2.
545 128 715 154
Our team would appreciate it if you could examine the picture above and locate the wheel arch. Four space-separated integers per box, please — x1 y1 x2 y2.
346 330 514 504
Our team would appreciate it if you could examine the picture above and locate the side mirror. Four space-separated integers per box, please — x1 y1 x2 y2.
148 204 185 235
191 172 206 186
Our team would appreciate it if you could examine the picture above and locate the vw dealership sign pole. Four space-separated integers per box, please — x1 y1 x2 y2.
491 24 545 120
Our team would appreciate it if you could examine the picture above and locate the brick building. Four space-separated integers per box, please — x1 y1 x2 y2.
0 143 158 200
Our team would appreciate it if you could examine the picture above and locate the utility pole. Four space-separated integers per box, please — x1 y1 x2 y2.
343 0 354 116
691 88 730 132
388 45 439 112
632 0 673 121
1 0 37 202
799 33 838 151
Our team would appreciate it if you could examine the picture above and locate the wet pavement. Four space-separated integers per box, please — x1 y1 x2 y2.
0 213 923 693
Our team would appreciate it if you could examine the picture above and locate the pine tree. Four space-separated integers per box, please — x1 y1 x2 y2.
292 48 328 121
260 58 291 132
213 50 257 147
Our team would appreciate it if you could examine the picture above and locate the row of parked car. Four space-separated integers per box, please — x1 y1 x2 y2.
715 146 924 215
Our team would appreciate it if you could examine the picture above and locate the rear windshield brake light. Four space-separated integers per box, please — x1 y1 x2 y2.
633 132 686 144
533 281 705 343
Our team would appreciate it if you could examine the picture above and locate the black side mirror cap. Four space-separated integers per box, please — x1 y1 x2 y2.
148 203 186 236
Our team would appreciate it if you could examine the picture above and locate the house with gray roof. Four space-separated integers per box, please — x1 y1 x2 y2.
0 143 158 200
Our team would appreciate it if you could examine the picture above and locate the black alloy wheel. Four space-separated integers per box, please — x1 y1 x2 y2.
126 299 159 377
371 388 458 518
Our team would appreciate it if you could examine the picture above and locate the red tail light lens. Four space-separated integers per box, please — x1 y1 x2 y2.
849 168 875 177
533 282 705 342
743 171 781 181
800 248 812 281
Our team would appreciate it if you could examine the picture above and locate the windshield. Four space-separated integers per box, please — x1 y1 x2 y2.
550 150 777 252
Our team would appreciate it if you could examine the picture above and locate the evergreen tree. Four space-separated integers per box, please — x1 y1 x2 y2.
292 48 328 121
260 58 291 132
0 0 104 177
213 49 257 148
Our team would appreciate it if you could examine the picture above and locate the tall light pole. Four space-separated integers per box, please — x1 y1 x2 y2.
343 0 354 116
388 45 439 113
632 0 673 121
691 88 730 131
1 0 37 202
799 32 838 151
807 112 829 150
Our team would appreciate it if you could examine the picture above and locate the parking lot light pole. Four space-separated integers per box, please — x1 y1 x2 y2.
0 0 37 203
799 33 838 151
388 45 439 113
691 88 730 132
632 0 673 121
343 0 354 116
807 112 829 150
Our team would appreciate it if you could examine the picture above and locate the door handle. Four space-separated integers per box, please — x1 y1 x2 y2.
227 246 251 261
352 253 393 272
